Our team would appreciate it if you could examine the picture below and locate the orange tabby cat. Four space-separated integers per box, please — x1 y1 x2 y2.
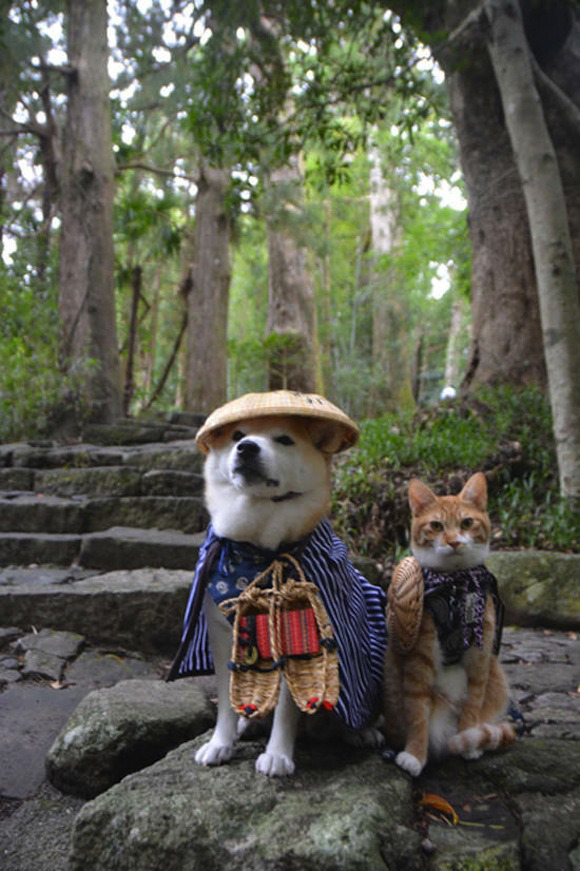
383 472 515 777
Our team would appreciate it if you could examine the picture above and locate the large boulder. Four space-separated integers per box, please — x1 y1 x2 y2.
487 551 580 629
46 679 214 799
68 736 420 871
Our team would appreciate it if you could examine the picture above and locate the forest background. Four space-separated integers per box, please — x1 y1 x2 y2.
1 0 579 559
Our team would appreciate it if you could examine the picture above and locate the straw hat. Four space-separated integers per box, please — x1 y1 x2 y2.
195 390 359 455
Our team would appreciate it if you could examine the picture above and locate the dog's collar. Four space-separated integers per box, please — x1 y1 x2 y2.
271 491 303 503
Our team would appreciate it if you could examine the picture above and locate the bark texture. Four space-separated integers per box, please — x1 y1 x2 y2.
184 164 231 414
485 0 580 498
266 162 318 393
388 0 580 391
368 145 414 413
58 0 121 423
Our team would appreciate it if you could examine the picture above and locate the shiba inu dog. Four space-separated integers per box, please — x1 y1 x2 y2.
168 391 387 777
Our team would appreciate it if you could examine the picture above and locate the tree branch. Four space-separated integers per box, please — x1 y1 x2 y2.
116 161 198 184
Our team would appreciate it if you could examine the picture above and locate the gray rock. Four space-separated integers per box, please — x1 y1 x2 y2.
46 679 215 798
517 790 580 871
140 469 204 497
0 781 84 871
79 526 203 571
0 568 192 652
0 468 33 489
66 650 158 687
22 648 64 681
0 626 22 645
15 628 85 660
0 682 88 798
35 466 142 498
68 736 419 871
0 494 85 533
487 551 580 630
0 667 21 685
84 495 207 534
0 531 82 567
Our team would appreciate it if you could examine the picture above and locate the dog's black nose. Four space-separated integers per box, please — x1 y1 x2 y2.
236 439 260 457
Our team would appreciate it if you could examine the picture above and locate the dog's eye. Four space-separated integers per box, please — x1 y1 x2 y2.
232 430 245 442
275 435 295 446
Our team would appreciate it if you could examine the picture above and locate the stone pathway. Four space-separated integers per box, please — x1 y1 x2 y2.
0 620 577 870
0 422 578 869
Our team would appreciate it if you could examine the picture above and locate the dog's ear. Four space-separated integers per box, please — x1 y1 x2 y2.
304 419 344 455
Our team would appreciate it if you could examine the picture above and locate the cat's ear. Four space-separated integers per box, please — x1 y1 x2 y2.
460 472 487 510
408 479 438 516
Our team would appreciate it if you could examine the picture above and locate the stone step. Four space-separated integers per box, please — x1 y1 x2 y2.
0 526 204 570
0 531 82 567
0 439 203 474
81 422 198 446
29 466 204 499
0 494 208 535
0 566 194 652
79 527 203 571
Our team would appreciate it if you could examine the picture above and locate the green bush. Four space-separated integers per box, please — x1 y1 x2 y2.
332 386 579 559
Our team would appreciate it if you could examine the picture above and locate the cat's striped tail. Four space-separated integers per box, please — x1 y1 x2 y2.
448 722 516 759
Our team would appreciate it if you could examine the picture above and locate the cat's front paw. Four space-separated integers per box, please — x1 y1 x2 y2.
195 738 234 767
255 751 295 777
395 751 424 777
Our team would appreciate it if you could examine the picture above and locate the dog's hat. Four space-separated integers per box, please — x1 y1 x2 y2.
195 390 359 455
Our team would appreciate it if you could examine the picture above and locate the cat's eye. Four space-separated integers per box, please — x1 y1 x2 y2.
461 517 474 529
275 434 295 446
430 520 443 532
232 430 245 442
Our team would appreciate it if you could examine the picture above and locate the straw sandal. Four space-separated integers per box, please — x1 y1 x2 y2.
220 553 339 719
387 556 424 654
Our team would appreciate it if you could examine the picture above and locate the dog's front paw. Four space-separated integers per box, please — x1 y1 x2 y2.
344 726 385 749
255 751 295 777
395 751 424 777
195 738 234 767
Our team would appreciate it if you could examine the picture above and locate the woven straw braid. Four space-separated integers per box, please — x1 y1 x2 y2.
387 556 424 654
221 553 339 719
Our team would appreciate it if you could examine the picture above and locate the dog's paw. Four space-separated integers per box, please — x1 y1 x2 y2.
395 751 423 777
255 751 295 777
195 739 234 767
344 726 385 749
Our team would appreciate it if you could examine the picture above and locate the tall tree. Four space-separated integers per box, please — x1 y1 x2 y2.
484 0 580 499
58 0 121 423
184 162 231 413
265 160 319 393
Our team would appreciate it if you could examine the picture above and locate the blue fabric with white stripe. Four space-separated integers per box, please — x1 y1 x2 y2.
172 518 387 732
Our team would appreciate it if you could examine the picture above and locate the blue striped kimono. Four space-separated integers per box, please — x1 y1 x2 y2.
167 519 387 732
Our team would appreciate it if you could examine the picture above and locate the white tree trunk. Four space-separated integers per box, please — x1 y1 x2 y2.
485 0 580 499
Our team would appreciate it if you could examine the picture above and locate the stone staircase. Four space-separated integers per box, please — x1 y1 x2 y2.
0 415 209 572
0 415 210 651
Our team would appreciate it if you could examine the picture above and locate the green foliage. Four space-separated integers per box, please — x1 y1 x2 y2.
0 277 93 441
332 386 578 559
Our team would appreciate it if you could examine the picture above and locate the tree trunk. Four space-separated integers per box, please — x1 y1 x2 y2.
444 47 546 389
368 143 414 413
443 297 467 391
123 265 141 415
184 163 231 413
485 0 580 499
265 161 319 393
58 0 121 423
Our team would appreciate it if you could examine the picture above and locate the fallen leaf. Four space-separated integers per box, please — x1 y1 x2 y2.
418 793 459 825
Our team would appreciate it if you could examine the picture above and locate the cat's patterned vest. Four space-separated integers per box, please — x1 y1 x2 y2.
421 565 504 665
